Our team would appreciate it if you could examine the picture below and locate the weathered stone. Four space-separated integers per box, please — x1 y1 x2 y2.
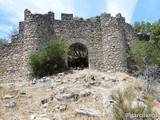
3 94 14 99
53 104 67 112
156 93 160 102
37 78 46 83
54 77 63 85
4 100 16 108
79 89 92 97
41 103 48 109
20 90 27 96
57 73 65 77
41 98 49 104
24 99 32 105
32 78 37 84
54 92 78 101
83 82 91 88
75 105 101 116
57 86 65 93
111 79 119 82
95 87 113 115
68 78 76 84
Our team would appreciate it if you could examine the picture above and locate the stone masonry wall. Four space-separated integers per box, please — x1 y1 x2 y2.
100 13 128 72
0 35 23 80
0 9 138 80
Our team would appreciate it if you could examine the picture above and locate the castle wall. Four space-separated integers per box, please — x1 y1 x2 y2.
0 9 138 81
100 13 128 72
21 9 55 80
0 35 23 81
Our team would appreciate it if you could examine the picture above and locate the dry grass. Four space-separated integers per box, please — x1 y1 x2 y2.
111 86 159 120
0 66 6 74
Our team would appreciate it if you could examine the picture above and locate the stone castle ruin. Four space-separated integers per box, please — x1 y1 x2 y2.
0 9 137 80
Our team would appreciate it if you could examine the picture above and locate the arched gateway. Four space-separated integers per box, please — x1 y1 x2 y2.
66 38 96 70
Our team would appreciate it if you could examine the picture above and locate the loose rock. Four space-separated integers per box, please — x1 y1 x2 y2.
54 92 78 101
4 100 16 108
3 94 14 99
53 104 67 112
79 89 92 97
75 105 101 116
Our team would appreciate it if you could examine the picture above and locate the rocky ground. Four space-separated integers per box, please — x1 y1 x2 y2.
0 69 160 120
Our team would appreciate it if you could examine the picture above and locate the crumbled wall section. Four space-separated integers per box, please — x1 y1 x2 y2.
0 35 23 80
0 9 138 80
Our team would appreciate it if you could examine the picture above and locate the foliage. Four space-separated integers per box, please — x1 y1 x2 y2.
88 17 97 22
133 19 160 43
8 26 19 38
0 38 7 45
29 37 66 78
73 16 82 20
129 19 160 74
111 87 155 120
150 19 160 44
0 26 18 44
128 41 160 69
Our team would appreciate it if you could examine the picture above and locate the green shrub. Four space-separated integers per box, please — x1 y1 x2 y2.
0 38 7 45
29 37 66 78
127 41 160 70
131 19 160 72
73 16 82 20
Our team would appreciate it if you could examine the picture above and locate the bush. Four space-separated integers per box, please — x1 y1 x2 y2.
73 16 82 20
0 38 7 45
127 41 160 69
29 37 66 78
127 41 160 85
131 20 160 73
111 87 155 120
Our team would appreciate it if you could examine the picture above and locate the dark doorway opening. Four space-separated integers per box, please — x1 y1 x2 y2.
68 43 88 69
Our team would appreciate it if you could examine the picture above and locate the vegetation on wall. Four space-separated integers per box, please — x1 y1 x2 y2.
29 37 66 78
8 26 19 39
0 26 19 45
0 38 7 45
73 16 83 20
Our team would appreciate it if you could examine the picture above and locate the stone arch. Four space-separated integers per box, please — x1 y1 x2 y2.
68 43 88 68
66 38 96 70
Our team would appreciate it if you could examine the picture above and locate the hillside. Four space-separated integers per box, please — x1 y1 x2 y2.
0 69 160 120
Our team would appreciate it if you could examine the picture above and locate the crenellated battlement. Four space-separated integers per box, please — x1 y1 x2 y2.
24 9 55 22
61 13 73 21
23 9 125 23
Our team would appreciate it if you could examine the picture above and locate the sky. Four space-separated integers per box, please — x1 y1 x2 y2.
0 0 160 39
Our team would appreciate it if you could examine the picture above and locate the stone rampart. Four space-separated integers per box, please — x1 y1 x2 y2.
0 9 138 80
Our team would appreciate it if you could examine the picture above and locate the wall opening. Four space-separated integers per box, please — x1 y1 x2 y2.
68 43 88 69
